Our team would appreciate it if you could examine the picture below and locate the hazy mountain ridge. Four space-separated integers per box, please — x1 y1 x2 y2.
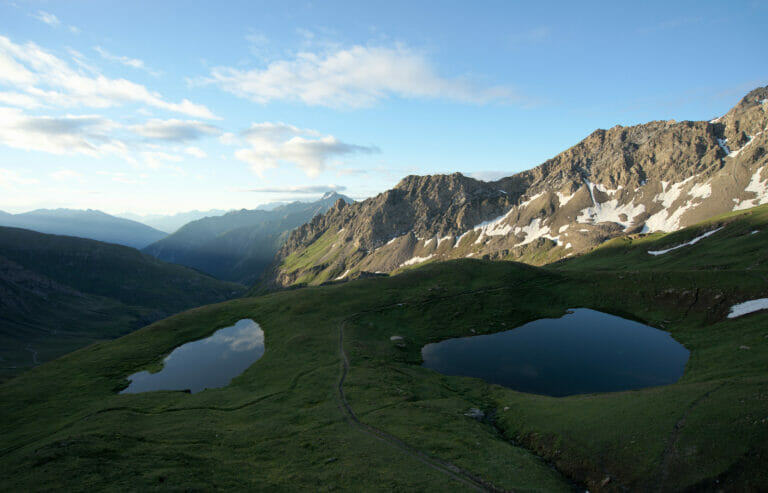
117 209 228 234
267 86 768 287
143 192 353 284
0 208 168 249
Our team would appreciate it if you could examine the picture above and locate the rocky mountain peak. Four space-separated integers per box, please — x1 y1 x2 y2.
266 86 768 289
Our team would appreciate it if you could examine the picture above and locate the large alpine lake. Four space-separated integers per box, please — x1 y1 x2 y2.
421 308 689 397
120 319 264 394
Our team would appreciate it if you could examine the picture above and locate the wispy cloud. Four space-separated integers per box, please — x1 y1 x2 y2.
130 118 220 141
33 10 60 27
203 44 521 108
141 151 183 170
94 46 160 76
246 184 347 194
638 16 703 33
0 107 128 157
184 146 207 158
0 35 218 119
235 122 378 177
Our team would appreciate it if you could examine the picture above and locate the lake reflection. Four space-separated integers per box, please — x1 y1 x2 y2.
421 309 689 397
120 319 264 394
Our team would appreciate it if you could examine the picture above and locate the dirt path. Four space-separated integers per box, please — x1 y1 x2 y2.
336 318 504 492
655 381 727 490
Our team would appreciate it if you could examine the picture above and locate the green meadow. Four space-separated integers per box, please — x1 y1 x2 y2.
1 206 767 491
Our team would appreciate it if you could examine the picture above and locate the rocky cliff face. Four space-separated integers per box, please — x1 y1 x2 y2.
267 87 768 288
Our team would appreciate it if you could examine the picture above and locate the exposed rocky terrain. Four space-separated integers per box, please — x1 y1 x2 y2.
266 86 768 287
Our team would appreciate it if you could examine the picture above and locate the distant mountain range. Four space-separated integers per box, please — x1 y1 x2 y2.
117 209 229 234
0 209 167 249
264 86 768 288
142 192 354 284
0 226 245 382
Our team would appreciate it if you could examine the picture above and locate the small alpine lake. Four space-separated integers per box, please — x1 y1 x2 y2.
421 308 689 397
120 319 264 394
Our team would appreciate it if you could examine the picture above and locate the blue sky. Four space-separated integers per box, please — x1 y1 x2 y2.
0 0 766 215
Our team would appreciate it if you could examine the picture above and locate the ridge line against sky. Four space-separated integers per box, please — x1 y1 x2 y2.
0 0 766 215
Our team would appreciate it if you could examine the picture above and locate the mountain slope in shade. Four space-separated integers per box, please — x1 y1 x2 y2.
266 86 768 288
0 226 246 382
143 192 353 284
0 209 168 248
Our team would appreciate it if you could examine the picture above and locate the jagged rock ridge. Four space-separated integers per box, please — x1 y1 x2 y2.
267 86 768 287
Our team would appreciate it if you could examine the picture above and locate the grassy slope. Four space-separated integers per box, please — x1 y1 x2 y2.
1 207 767 491
0 227 246 382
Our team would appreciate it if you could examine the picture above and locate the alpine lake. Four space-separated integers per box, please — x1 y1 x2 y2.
421 308 690 397
120 319 265 394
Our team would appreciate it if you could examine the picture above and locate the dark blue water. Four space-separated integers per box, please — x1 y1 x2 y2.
421 309 689 397
120 319 264 394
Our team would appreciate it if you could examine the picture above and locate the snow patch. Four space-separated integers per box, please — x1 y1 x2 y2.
519 191 545 208
454 230 472 248
729 131 762 159
655 177 695 208
400 254 434 267
565 242 572 249
643 203 693 233
593 182 620 195
710 116 722 124
647 227 723 256
471 207 516 244
334 269 351 280
515 218 560 247
576 199 646 230
688 182 712 200
423 238 434 247
727 298 768 318
437 235 453 247
733 166 768 211
556 191 576 206
717 138 731 155
558 224 569 233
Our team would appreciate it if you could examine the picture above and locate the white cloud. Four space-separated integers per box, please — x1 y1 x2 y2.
218 132 240 146
94 46 159 76
0 107 128 157
130 118 220 141
33 11 60 27
205 44 519 108
0 168 39 188
142 151 183 169
0 35 218 119
235 122 378 177
184 146 207 158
